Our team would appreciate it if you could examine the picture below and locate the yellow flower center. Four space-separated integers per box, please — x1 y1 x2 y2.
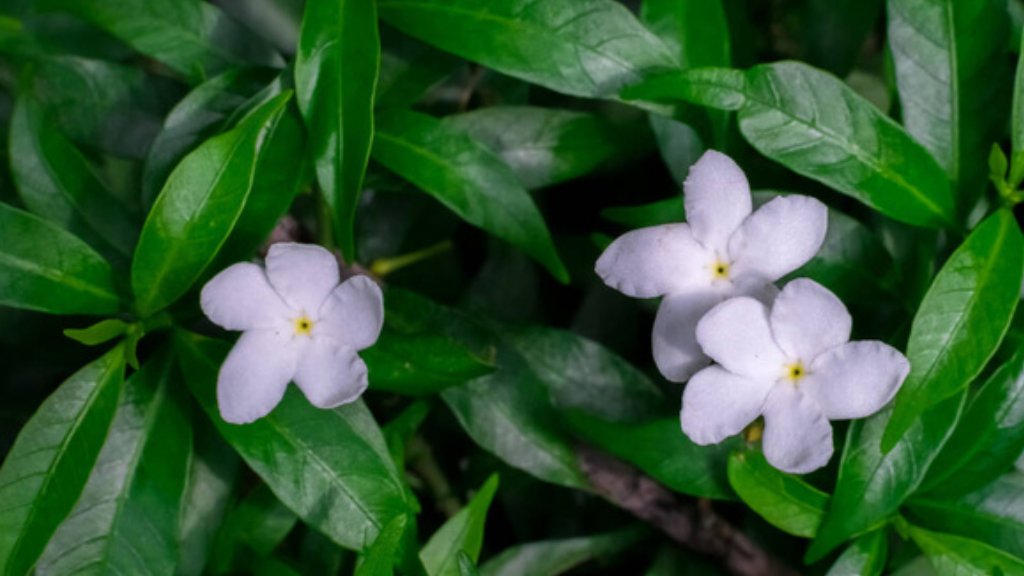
784 361 807 383
711 260 730 280
293 315 314 336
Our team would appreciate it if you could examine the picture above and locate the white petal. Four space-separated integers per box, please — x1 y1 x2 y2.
683 150 752 253
806 341 910 420
265 243 340 314
217 330 300 424
762 385 833 474
294 338 368 408
696 297 786 380
729 195 828 281
317 275 384 350
770 279 851 362
652 290 721 382
681 366 773 445
201 263 291 331
595 223 712 298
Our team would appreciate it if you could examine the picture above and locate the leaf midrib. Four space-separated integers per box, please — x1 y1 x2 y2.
0 249 117 304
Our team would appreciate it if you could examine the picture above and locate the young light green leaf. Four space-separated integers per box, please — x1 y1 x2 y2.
176 332 411 551
883 210 1024 450
294 0 379 261
9 95 138 259
420 475 499 576
131 93 290 317
0 346 125 576
64 319 131 346
626 63 957 228
888 0 1010 203
727 450 829 538
0 202 121 315
373 109 568 282
354 515 408 576
920 349 1024 497
825 530 888 576
36 348 192 576
909 525 1024 575
807 393 967 562
443 107 647 190
479 527 646 576
377 0 678 99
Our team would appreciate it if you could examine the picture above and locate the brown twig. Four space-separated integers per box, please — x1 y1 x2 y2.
577 445 801 576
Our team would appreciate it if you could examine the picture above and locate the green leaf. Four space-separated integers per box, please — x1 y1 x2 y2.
1014 33 1024 188
36 347 192 575
382 401 430 470
909 525 1024 575
131 93 291 317
175 332 411 551
908 472 1024 560
601 197 681 229
443 107 647 190
373 109 568 282
0 346 125 575
354 515 407 576
646 115 704 184
376 27 457 109
883 210 1024 449
726 450 829 538
626 63 957 228
458 553 480 576
209 484 298 572
365 328 495 395
567 413 734 500
888 0 1010 202
177 424 240 576
40 0 282 82
807 393 967 562
9 95 138 259
801 0 882 77
294 0 379 261
921 349 1024 497
0 201 121 315
377 0 678 99
63 319 131 346
825 530 888 576
479 527 646 576
420 474 499 576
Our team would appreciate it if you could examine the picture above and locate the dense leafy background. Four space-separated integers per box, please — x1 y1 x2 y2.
1 0 1024 575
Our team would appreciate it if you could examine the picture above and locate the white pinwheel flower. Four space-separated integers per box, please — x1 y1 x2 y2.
596 150 828 382
200 243 383 424
682 278 910 474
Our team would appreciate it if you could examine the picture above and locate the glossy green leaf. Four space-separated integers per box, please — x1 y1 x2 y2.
1014 33 1024 187
376 27 457 109
354 515 407 576
0 346 125 576
176 332 410 551
625 63 957 228
373 109 568 282
479 527 646 576
459 553 479 576
443 107 647 190
9 96 137 258
888 0 1009 202
420 474 499 576
364 329 495 396
883 210 1024 449
178 424 240 576
826 530 888 576
567 413 733 500
209 484 298 572
921 349 1024 497
727 450 829 538
131 93 290 317
37 348 192 576
909 525 1024 575
377 0 678 99
0 201 121 315
294 0 379 261
807 393 967 562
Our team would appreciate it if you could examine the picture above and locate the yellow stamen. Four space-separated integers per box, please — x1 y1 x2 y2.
784 361 807 383
711 260 730 280
293 315 314 336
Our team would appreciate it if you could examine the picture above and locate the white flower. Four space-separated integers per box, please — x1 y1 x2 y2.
596 150 828 382
200 243 383 424
683 278 910 474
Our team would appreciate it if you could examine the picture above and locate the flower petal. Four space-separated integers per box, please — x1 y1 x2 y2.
295 338 368 409
806 341 910 420
762 385 833 474
770 279 851 362
652 290 721 382
684 150 752 253
595 223 712 298
265 243 340 314
681 366 772 445
217 330 300 424
729 195 828 281
317 275 384 350
696 297 786 380
201 263 291 331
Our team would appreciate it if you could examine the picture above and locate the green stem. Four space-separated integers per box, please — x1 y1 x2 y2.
370 241 453 277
